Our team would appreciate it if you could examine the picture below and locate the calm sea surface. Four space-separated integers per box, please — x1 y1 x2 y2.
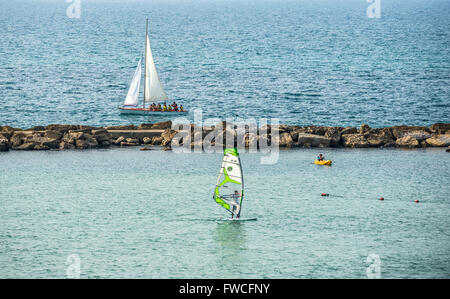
0 0 449 128
0 148 449 278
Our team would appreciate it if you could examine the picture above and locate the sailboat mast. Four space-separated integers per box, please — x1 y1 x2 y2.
143 18 148 109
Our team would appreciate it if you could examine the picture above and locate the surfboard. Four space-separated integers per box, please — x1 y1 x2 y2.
218 217 258 222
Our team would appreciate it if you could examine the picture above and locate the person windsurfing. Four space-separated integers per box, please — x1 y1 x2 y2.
231 190 241 219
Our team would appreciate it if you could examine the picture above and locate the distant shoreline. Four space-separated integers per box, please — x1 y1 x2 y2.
1 122 449 152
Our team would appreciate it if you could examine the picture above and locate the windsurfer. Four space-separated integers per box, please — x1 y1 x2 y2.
231 190 241 219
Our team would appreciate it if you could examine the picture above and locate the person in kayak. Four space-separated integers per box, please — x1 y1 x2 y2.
231 190 241 219
317 154 325 161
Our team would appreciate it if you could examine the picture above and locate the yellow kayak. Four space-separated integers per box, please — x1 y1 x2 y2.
314 160 332 165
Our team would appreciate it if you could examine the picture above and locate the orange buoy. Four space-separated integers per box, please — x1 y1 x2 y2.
379 197 384 201
414 200 419 203
321 193 329 197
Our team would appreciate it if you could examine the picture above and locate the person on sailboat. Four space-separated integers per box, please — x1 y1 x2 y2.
179 105 184 112
172 101 178 111
163 103 168 111
156 103 162 111
231 190 241 219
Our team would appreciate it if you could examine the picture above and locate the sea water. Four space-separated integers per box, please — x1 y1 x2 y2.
0 0 449 128
0 148 449 278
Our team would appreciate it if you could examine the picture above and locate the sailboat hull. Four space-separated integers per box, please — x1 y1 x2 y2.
119 107 188 115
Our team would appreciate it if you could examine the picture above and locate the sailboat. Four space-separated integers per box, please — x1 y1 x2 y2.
213 148 257 221
119 19 187 115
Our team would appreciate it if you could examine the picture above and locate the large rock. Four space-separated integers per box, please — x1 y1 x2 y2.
72 134 98 149
359 124 370 134
324 127 342 147
273 132 293 147
151 121 172 130
105 124 137 130
137 123 154 130
10 131 32 148
430 123 450 134
161 128 177 141
160 128 178 147
25 126 45 131
401 130 432 142
365 128 395 147
301 126 327 136
125 138 139 144
92 128 112 143
395 136 419 148
270 124 292 135
59 141 76 150
14 142 36 150
425 134 450 147
151 136 164 145
340 127 358 135
45 124 79 133
44 130 63 140
113 136 125 145
0 134 9 151
342 134 369 148
75 138 96 149
142 137 152 144
61 131 84 145
391 125 431 139
1 126 18 138
296 133 331 148
25 132 61 148
289 130 300 142
34 144 50 150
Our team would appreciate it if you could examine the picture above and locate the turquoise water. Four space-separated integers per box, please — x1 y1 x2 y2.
1 0 449 128
1 148 449 278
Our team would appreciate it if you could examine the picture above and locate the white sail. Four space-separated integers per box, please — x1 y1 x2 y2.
213 148 244 217
144 33 168 103
123 58 142 106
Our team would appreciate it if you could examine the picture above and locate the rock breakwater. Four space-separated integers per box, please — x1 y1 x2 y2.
1 122 449 152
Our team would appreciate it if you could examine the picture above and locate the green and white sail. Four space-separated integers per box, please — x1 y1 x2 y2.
213 148 244 217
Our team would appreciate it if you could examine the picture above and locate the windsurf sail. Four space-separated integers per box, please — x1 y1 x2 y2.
213 148 244 217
